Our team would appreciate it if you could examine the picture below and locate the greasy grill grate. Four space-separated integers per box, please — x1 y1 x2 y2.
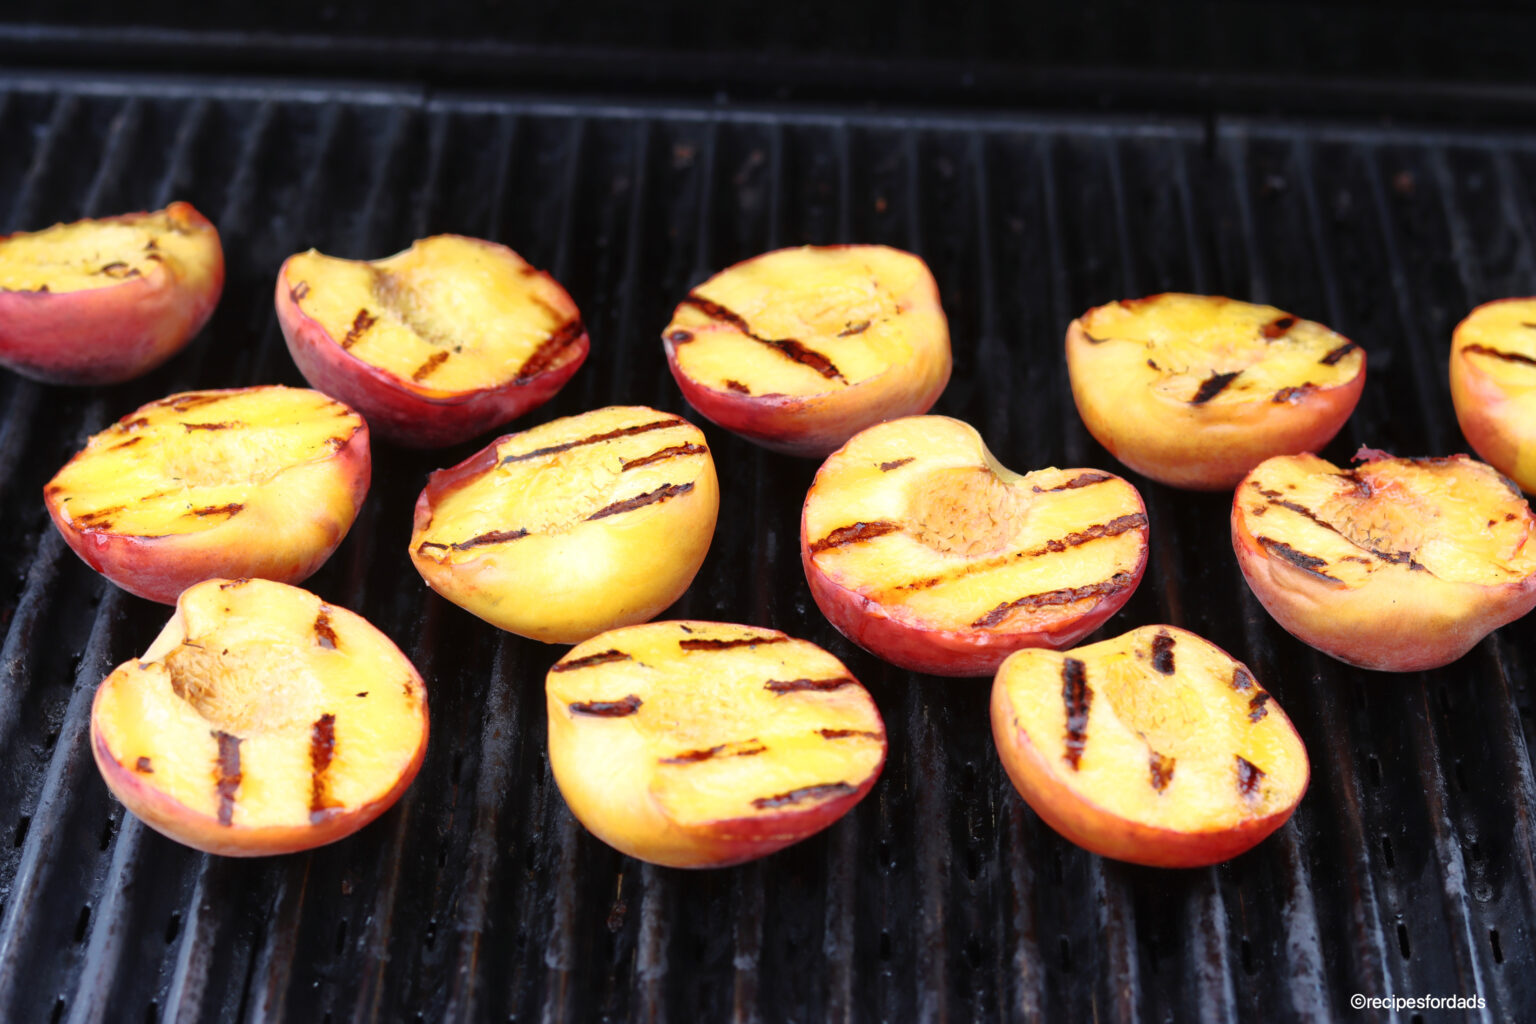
0 75 1534 1021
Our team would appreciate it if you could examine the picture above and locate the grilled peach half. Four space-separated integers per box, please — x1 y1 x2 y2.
547 620 886 868
992 625 1308 868
411 406 718 644
801 416 1148 677
45 386 369 604
92 578 428 856
1066 294 1366 490
662 245 951 457
0 202 223 385
276 234 588 448
1450 298 1536 493
1232 450 1536 671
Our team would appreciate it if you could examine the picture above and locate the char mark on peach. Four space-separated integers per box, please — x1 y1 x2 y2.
516 318 587 382
1460 342 1536 368
309 713 338 820
501 417 684 464
315 608 338 650
112 436 144 449
1255 488 1424 568
411 351 451 382
99 261 141 279
1149 751 1176 792
680 292 847 383
1272 384 1313 404
667 329 693 344
587 481 695 521
1261 315 1297 340
75 505 126 530
190 503 244 518
552 649 633 672
838 320 871 337
972 571 1137 629
1248 691 1271 722
660 740 767 765
880 458 914 472
1231 666 1257 692
290 280 310 301
1062 657 1091 770
809 520 900 554
417 527 530 555
340 308 377 350
1237 755 1265 798
164 393 227 413
135 756 153 773
622 442 707 471
1034 471 1112 493
213 730 242 826
182 421 237 432
818 728 883 740
765 676 855 694
1151 630 1176 675
751 781 855 810
1319 342 1359 366
1256 537 1339 582
1191 370 1241 404
569 694 643 717
681 634 787 652
723 379 751 394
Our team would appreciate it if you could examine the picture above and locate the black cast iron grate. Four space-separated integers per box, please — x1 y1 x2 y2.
0 73 1533 1022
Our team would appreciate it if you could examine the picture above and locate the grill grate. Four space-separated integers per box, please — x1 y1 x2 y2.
0 76 1534 1022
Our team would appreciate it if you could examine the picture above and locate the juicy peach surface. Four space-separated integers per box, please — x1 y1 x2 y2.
411 406 718 644
277 234 588 447
0 202 223 385
1232 450 1536 671
992 625 1308 868
1449 297 1536 493
547 620 886 868
801 416 1148 676
1066 294 1366 490
92 578 428 856
662 245 951 457
44 386 370 604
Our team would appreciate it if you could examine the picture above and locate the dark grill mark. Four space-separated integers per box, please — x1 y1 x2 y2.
309 713 338 821
1149 751 1176 792
1232 667 1257 692
751 782 855 810
99 261 140 279
501 418 683 464
879 458 914 472
417 528 529 555
1034 471 1112 493
183 421 236 431
290 280 310 301
516 318 586 382
552 649 633 672
1191 370 1241 404
340 308 377 350
1248 692 1272 722
1256 537 1339 582
75 505 126 530
1319 342 1359 366
1261 315 1298 339
666 329 693 344
1151 630 1176 675
681 293 846 383
1062 658 1091 771
659 740 767 765
411 351 450 382
1237 755 1265 798
569 695 643 717
838 320 871 337
122 416 150 430
765 676 855 694
723 379 751 394
135 757 153 773
165 393 226 413
809 520 900 554
587 482 695 521
190 503 243 518
213 731 242 827
315 609 338 650
622 443 707 471
971 571 1138 629
112 436 143 449
681 635 786 652
1272 385 1312 404
1254 487 1423 569
1460 343 1536 368
818 728 883 741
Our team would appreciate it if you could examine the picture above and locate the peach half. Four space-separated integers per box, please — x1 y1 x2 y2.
410 406 718 644
801 416 1148 677
991 625 1308 868
45 386 370 604
0 202 223 385
1232 450 1536 672
1066 294 1366 490
1449 297 1536 493
92 578 428 856
661 245 951 457
547 620 886 868
276 234 588 448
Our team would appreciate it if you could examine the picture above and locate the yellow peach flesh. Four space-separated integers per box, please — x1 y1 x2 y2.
1450 298 1536 491
0 207 214 293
